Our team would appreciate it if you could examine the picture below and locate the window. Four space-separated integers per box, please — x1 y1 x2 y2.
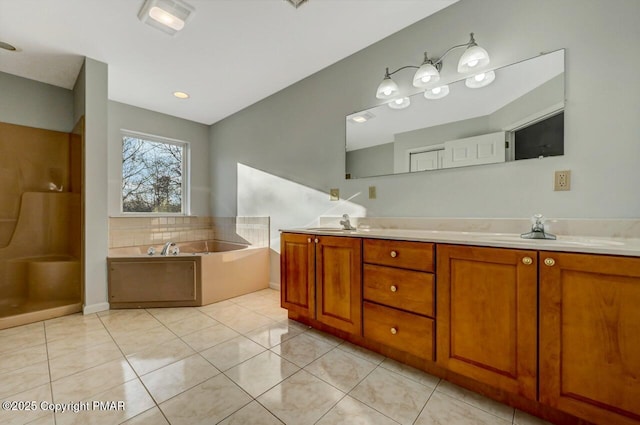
121 132 189 214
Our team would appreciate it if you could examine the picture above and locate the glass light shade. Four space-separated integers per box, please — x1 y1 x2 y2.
424 85 450 100
458 45 490 73
376 77 400 99
412 63 440 88
465 70 496 88
388 97 411 110
149 7 185 31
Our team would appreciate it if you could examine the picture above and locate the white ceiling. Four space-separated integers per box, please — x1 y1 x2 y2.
0 0 458 125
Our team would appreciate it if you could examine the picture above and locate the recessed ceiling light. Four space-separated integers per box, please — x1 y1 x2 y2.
138 0 194 36
0 41 17 51
173 91 190 99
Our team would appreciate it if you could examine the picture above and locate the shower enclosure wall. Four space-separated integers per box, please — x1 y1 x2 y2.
0 121 83 329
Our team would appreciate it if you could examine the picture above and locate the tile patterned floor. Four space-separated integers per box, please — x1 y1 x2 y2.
0 289 553 425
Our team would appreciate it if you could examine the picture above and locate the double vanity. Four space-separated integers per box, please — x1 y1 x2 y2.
280 220 640 425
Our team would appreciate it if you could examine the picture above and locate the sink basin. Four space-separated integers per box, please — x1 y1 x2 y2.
483 235 625 248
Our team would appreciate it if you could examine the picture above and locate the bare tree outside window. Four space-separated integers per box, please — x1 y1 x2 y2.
122 136 185 213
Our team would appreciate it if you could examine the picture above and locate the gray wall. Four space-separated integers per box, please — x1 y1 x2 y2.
107 101 211 217
209 0 640 222
0 71 74 132
347 142 394 179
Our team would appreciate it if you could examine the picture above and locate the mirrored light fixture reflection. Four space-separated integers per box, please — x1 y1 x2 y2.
375 32 491 101
388 97 411 110
465 70 495 88
424 85 450 100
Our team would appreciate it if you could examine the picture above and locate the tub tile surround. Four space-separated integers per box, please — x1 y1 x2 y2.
108 216 269 249
0 288 554 425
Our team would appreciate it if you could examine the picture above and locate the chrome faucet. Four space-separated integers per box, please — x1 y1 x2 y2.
520 214 556 240
339 214 356 230
161 241 176 255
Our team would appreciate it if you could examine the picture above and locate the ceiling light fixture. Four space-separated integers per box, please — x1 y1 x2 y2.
138 0 194 35
173 91 190 99
284 0 309 8
375 32 491 100
0 41 17 51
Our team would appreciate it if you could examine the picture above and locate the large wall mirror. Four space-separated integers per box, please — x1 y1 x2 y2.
345 49 565 179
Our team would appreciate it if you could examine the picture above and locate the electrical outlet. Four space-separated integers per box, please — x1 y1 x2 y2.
329 188 339 201
554 170 571 191
368 186 377 199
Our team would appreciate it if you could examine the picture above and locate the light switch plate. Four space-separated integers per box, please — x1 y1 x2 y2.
329 188 339 201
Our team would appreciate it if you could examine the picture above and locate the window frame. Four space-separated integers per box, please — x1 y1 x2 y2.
120 129 191 216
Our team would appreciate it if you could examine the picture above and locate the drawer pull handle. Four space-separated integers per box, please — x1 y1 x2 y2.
390 327 397 335
314 238 319 244
390 285 397 292
522 257 533 265
544 258 555 267
390 250 397 258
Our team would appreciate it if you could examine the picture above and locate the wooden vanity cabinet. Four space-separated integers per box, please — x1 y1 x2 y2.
539 252 640 425
280 232 362 335
436 244 538 400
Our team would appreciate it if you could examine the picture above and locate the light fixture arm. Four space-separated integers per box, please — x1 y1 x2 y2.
431 32 476 67
384 65 420 78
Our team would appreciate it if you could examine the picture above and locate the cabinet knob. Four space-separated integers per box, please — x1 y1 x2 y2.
522 257 533 265
544 258 556 267
390 250 397 258
390 327 397 335
390 285 397 292
314 238 319 244
307 238 311 243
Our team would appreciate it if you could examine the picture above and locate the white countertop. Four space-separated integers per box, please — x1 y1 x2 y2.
281 228 640 257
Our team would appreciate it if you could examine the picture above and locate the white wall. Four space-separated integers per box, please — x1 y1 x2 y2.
0 71 74 132
209 0 640 222
107 101 211 217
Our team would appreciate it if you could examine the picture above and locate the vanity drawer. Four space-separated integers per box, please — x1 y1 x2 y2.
363 239 434 272
363 301 434 360
363 264 434 317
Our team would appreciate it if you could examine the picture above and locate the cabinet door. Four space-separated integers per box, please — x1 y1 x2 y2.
280 233 315 318
539 252 640 425
437 245 537 400
315 236 362 335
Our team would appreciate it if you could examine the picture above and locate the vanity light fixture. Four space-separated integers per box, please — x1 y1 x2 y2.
284 0 309 8
388 97 411 110
0 41 17 51
424 85 450 100
465 70 495 88
375 32 491 99
173 91 190 99
138 0 194 35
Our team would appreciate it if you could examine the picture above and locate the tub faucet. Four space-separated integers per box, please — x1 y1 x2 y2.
340 214 356 230
161 242 176 256
520 214 556 240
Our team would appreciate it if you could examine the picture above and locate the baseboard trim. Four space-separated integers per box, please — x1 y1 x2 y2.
83 302 110 315
269 281 280 291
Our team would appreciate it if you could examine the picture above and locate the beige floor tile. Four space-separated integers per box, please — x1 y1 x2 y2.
163 313 219 337
160 374 252 425
45 316 106 342
337 341 385 365
415 391 512 425
0 383 52 425
271 333 336 367
197 299 236 315
379 358 440 389
46 328 113 359
258 370 345 425
48 340 123 381
436 380 515 422
316 395 400 425
514 409 553 425
254 305 291 321
201 303 253 323
0 325 45 354
216 310 277 334
350 367 433 425
110 324 176 356
225 350 299 397
304 348 377 392
217 400 283 425
141 354 220 403
126 338 195 376
0 321 43 338
180 323 239 352
122 407 169 425
146 307 205 325
244 319 306 348
0 343 47 374
0 361 51 399
305 328 344 346
199 335 266 371
51 358 137 402
25 413 55 424
55 379 155 425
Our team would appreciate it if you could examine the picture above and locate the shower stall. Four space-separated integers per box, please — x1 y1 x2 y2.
0 121 83 329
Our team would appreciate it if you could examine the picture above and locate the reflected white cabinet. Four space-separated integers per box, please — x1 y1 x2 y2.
410 149 444 172
442 131 506 169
